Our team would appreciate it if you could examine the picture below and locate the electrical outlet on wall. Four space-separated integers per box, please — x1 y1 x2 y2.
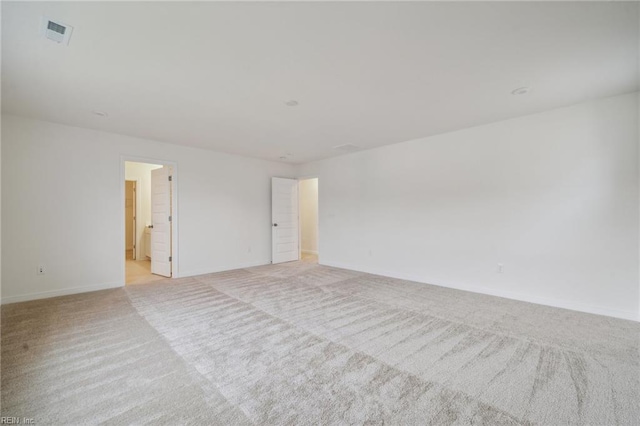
37 265 45 275
497 263 504 274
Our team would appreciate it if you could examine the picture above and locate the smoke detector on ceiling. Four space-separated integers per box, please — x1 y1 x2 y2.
41 17 73 45
511 87 530 96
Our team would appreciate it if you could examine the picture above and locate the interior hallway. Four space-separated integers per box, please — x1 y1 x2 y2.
125 259 165 285
301 252 318 263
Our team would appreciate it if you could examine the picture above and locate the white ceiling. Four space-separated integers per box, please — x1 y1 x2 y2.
2 2 638 164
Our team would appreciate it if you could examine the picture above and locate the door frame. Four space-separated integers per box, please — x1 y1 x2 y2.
297 175 319 262
120 155 180 285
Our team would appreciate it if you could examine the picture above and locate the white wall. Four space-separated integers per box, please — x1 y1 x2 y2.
299 178 319 254
2 94 638 320
1 115 295 303
0 121 2 302
124 161 163 259
298 93 639 321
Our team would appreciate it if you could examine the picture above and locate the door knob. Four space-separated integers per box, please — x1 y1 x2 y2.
273 223 278 227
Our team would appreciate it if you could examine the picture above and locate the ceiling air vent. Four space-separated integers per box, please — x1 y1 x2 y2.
41 17 73 45
334 144 360 153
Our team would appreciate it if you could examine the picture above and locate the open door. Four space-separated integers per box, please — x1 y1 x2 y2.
131 181 136 260
272 177 299 264
151 166 172 277
124 180 137 260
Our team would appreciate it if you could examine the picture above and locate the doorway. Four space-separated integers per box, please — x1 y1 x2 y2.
271 177 319 264
123 160 176 285
299 178 319 263
125 180 137 260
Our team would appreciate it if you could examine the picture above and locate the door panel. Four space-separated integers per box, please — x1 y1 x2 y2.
272 177 299 264
125 181 135 255
151 166 172 277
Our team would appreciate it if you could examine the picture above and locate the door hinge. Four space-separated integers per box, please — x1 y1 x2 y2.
169 256 172 262
168 175 172 182
168 215 172 222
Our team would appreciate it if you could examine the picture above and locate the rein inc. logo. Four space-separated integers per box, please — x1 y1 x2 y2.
0 418 34 424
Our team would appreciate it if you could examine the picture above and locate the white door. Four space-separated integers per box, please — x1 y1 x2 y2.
272 177 299 264
151 166 172 277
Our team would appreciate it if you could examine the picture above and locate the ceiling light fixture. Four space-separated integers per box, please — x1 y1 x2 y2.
511 87 530 95
284 100 299 107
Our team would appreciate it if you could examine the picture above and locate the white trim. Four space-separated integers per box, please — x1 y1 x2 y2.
1 281 123 305
321 260 639 322
298 181 302 261
179 260 271 278
121 156 180 280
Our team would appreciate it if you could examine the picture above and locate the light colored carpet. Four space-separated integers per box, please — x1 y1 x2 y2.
2 260 638 425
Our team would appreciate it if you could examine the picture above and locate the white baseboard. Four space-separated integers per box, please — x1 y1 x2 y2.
179 260 271 278
321 260 639 322
5 261 635 322
1 281 124 305
1 260 271 305
302 250 318 255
